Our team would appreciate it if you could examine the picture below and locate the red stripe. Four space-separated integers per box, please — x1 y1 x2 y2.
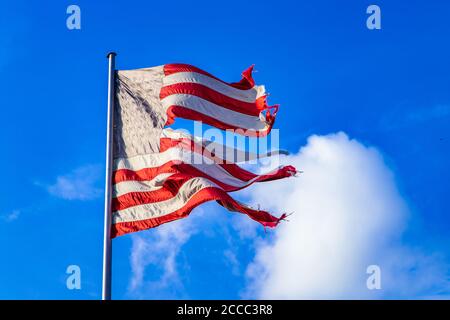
111 186 285 238
163 63 255 90
173 164 296 191
220 163 258 181
160 83 267 116
159 137 194 153
220 164 297 183
112 174 189 212
113 161 179 184
165 105 274 137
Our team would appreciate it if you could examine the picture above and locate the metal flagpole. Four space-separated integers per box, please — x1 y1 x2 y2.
102 52 116 300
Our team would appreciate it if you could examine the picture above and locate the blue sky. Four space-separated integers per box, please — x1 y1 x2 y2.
0 0 449 299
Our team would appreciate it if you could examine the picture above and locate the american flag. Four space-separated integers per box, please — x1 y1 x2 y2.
111 64 296 237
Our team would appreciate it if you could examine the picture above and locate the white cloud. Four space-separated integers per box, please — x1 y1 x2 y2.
243 132 449 299
45 165 103 200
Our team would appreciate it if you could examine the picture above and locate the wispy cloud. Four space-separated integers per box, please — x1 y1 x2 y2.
380 104 450 131
243 132 450 299
128 215 200 299
231 215 259 240
224 249 240 276
43 165 103 201
1 210 20 222
406 104 450 123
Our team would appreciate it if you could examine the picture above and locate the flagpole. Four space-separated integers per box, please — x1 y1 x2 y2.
102 51 116 300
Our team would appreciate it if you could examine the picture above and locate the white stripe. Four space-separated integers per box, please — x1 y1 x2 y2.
113 173 175 198
114 147 191 171
112 177 219 223
114 147 222 172
161 94 269 132
163 72 266 103
190 163 247 188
